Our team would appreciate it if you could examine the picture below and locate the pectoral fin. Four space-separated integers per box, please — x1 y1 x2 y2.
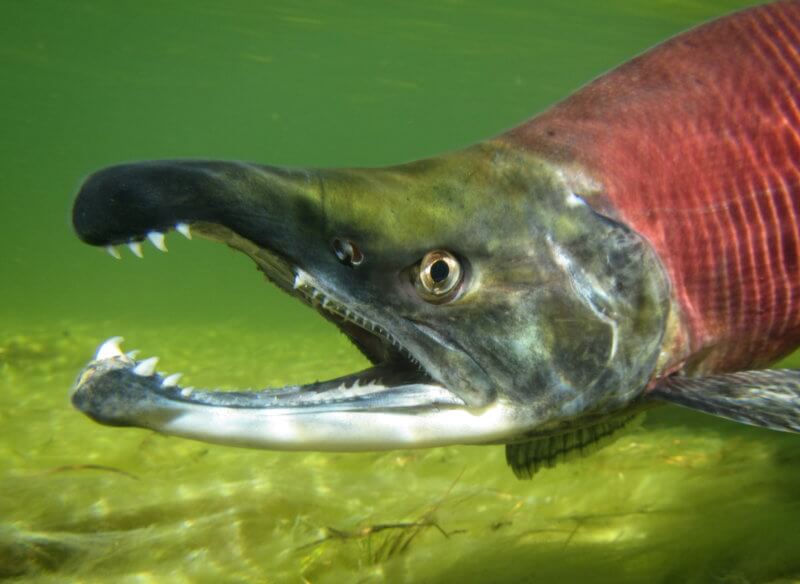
505 413 643 479
651 369 800 433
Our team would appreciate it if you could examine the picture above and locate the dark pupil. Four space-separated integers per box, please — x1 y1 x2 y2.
430 259 450 283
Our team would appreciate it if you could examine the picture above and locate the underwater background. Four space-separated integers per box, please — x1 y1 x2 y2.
3 0 800 582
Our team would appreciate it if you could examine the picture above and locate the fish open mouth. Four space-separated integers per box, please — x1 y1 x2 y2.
71 225 478 450
69 160 521 450
73 220 465 416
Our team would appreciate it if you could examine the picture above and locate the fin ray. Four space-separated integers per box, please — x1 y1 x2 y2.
505 413 642 479
651 369 800 433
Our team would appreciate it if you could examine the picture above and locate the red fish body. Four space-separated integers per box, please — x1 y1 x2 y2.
506 0 800 378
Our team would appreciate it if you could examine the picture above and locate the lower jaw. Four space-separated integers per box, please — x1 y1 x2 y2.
70 337 526 451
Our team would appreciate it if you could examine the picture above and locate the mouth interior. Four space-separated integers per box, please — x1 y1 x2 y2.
83 221 465 413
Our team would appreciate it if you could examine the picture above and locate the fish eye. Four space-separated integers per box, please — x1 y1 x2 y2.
332 238 364 267
416 250 462 302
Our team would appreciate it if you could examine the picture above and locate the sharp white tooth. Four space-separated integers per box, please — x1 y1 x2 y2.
128 241 144 258
175 222 192 239
132 357 159 376
105 246 121 260
293 269 311 289
181 386 195 397
161 373 183 388
147 231 168 252
95 336 124 360
126 350 140 360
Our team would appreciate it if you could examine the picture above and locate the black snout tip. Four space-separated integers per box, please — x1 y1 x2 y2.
71 161 220 246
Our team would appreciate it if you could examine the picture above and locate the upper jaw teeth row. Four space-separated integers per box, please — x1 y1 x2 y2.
94 336 193 395
292 269 422 369
105 222 192 259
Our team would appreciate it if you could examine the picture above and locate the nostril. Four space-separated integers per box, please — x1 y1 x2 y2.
332 238 364 267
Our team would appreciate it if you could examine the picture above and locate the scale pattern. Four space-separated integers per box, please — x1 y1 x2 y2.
506 0 800 374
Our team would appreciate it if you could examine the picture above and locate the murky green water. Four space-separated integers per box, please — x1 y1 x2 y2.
3 0 800 582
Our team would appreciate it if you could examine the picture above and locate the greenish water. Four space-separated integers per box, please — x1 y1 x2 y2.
3 0 800 582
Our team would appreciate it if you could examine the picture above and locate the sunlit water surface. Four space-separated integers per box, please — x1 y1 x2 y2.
3 1 799 582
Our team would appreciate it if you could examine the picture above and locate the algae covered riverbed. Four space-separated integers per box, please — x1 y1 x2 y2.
1 317 799 582
3 0 800 581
